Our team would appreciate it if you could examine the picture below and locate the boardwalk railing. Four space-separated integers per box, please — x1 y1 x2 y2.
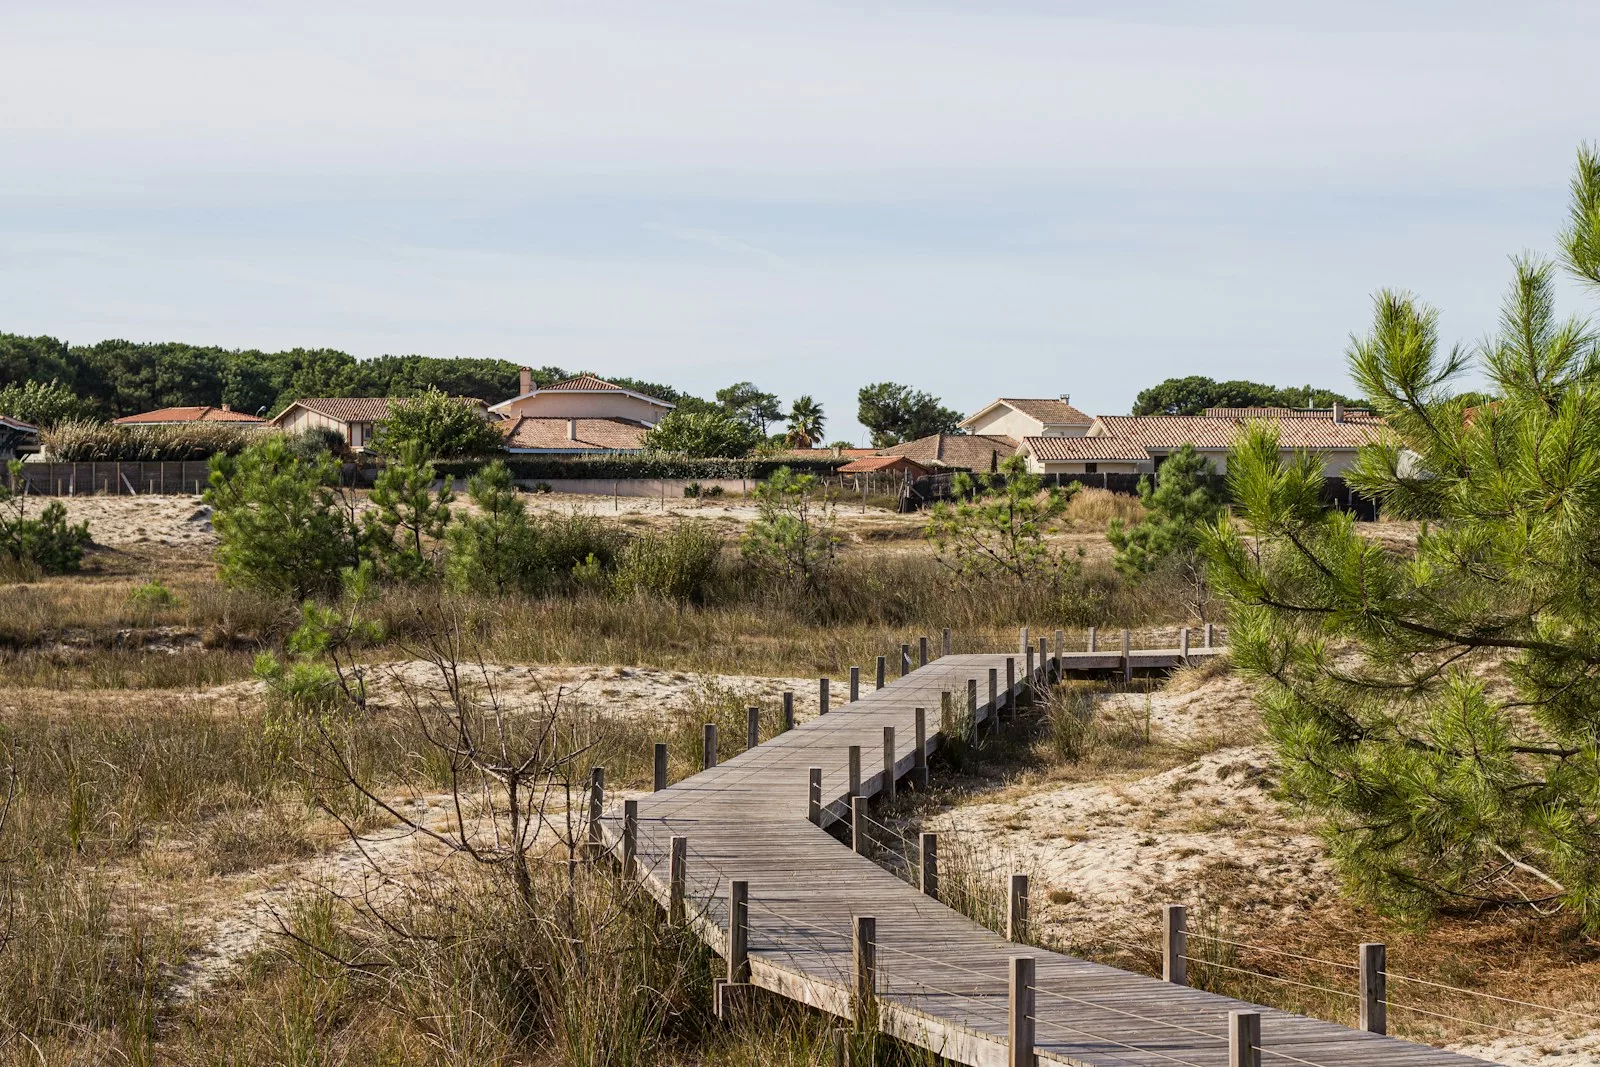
593 630 1501 1067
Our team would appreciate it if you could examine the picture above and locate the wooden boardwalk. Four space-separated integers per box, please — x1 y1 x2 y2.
601 644 1498 1067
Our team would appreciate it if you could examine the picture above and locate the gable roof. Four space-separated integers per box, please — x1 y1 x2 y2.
500 416 650 451
273 396 485 426
1089 413 1389 451
838 454 929 474
490 374 674 413
1023 436 1152 462
114 406 266 425
879 433 1019 470
961 397 1093 430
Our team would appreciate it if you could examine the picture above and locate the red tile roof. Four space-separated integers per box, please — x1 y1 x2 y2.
1090 413 1389 451
838 455 929 474
500 416 650 451
879 433 1019 470
276 396 485 425
1202 406 1378 420
114 406 267 425
540 373 628 392
1024 436 1152 462
995 398 1094 425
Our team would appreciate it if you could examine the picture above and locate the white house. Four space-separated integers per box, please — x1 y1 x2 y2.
959 397 1094 440
271 396 489 451
1020 405 1389 476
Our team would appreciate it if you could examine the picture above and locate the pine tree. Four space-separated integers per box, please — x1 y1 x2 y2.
444 461 535 595
925 453 1077 587
361 445 453 582
1107 444 1224 617
1203 145 1600 930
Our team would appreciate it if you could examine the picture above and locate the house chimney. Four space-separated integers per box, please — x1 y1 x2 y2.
520 367 533 395
1332 401 1345 424
221 402 231 412
567 417 578 442
1059 393 1070 404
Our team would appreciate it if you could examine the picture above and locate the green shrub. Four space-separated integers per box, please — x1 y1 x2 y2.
612 521 722 604
371 387 503 459
206 438 359 599
0 462 91 574
445 461 538 595
125 579 178 612
0 378 91 428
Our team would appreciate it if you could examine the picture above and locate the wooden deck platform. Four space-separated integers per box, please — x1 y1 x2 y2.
602 648 1498 1067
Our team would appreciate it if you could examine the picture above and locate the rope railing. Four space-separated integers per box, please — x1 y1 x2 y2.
1177 956 1361 1002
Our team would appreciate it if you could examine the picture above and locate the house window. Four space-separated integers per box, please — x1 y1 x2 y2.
1084 462 1098 474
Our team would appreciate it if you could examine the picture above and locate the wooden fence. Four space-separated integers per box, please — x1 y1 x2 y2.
13 461 216 496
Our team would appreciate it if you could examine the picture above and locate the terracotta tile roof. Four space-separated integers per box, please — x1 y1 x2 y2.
996 398 1094 425
771 448 875 461
278 396 485 425
501 416 650 451
838 455 929 474
1202 406 1378 420
540 373 628 392
1024 436 1152 462
114 406 267 425
879 433 1019 470
1090 414 1389 450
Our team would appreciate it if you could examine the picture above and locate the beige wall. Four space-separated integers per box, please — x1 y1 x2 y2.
274 407 374 448
1033 448 1361 476
497 392 668 423
1035 459 1148 475
967 406 1090 440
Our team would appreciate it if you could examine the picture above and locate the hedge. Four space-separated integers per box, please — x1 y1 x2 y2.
430 454 848 481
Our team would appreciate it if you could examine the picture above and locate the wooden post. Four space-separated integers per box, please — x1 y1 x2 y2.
1007 872 1029 943
1037 638 1048 686
622 799 638 878
900 643 911 676
882 726 896 803
941 628 952 657
1024 643 1034 695
875 655 886 690
1053 629 1064 677
852 796 868 855
669 836 687 924
746 706 760 751
653 743 668 792
919 832 938 899
919 635 929 667
1122 628 1133 683
1005 657 1016 716
1205 621 1215 648
1180 626 1190 663
850 666 860 702
809 767 823 826
728 880 750 983
1229 1011 1260 1067
820 677 830 715
987 668 998 727
1020 625 1030 656
587 767 605 850
853 916 877 1030
913 707 928 789
1163 904 1187 986
1088 625 1097 653
848 745 862 797
782 691 795 732
703 723 718 770
1009 956 1036 1067
1360 942 1387 1035
967 679 978 740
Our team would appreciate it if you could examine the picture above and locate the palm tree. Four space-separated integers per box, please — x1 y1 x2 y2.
785 395 825 448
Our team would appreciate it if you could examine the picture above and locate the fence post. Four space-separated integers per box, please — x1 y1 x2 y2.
587 767 605 853
1007 873 1029 943
875 655 886 690
1205 622 1215 648
809 767 823 826
1180 626 1190 664
669 836 687 924
1360 942 1387 1035
919 832 938 899
1024 643 1034 696
919 635 929 667
1037 637 1048 686
703 724 718 770
820 677 830 715
1005 657 1016 717
848 746 862 797
852 796 868 855
622 799 638 878
941 628 952 657
913 708 928 789
1020 625 1030 656
1088 625 1097 653
850 667 860 702
653 743 668 791
747 706 760 751
882 727 896 803
1229 1011 1260 1067
1122 628 1133 684
900 643 911 676
782 691 795 732
1053 629 1064 678
967 680 978 740
1163 904 1187 986
987 668 998 728
728 880 750 982
853 916 877 1031
1009 956 1036 1067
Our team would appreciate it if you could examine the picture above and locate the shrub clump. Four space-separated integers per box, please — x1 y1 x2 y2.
612 521 722 604
0 461 91 574
43 419 259 461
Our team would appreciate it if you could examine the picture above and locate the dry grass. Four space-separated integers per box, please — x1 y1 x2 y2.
1066 487 1147 529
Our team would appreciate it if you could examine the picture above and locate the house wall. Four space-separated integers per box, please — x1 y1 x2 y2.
274 408 375 448
497 392 667 423
967 406 1090 440
1036 459 1148 475
1033 448 1362 476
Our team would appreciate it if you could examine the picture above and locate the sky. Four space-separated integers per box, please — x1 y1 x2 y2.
2 1 1598 443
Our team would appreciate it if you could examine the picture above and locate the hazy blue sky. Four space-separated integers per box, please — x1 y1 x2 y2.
3 1 1597 441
